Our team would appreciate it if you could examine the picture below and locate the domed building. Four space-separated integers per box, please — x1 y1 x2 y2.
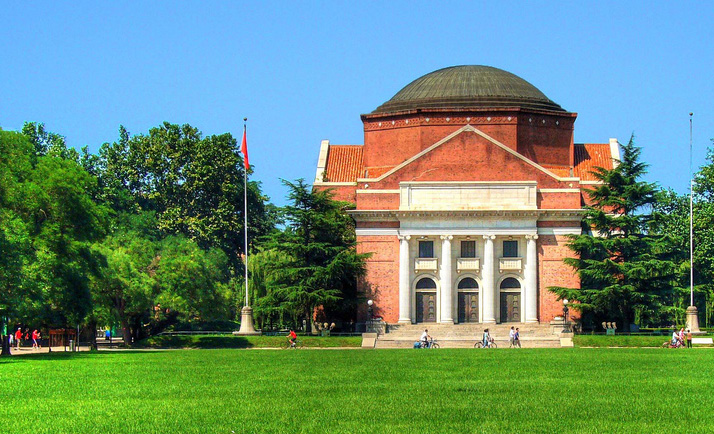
314 65 618 327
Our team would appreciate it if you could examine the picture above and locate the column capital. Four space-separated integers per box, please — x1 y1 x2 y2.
483 235 496 241
440 235 453 241
398 235 411 241
526 234 539 241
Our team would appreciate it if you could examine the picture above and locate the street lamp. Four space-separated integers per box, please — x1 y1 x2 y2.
562 299 570 333
367 299 374 320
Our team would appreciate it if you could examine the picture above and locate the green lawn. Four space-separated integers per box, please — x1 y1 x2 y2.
1 349 712 433
134 334 362 349
574 334 714 348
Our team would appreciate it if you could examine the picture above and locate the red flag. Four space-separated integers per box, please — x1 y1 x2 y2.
241 127 250 170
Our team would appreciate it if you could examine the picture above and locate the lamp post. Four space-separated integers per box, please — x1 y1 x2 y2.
367 299 374 320
687 112 702 333
562 299 570 333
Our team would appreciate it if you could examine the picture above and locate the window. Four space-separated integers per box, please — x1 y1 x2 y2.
461 240 476 258
500 277 521 289
416 278 437 289
458 278 478 290
418 240 434 258
503 240 518 257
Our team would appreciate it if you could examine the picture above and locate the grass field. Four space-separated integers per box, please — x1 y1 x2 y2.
134 334 362 349
1 348 712 433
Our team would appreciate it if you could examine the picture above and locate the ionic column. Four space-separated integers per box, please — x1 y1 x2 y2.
440 235 454 324
482 235 496 323
525 235 539 323
398 235 412 324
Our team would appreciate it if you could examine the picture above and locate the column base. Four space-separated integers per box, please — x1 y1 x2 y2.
482 319 496 324
398 319 413 324
686 306 702 334
440 319 454 325
233 306 262 336
525 319 539 323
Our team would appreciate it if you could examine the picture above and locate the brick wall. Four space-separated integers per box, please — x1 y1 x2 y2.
357 235 400 323
538 234 580 322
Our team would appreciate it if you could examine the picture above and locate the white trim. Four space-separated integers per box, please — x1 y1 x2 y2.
580 181 604 185
538 188 581 193
399 229 537 237
356 229 400 236
537 227 582 236
318 182 357 186
314 140 330 184
356 125 582 184
355 189 400 194
610 138 621 168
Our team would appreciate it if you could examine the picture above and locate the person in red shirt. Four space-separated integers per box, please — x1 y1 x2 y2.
14 328 22 350
32 330 40 349
288 330 297 348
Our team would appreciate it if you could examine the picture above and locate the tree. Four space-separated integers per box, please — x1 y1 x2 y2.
550 137 681 329
95 123 277 274
263 179 367 330
0 131 34 355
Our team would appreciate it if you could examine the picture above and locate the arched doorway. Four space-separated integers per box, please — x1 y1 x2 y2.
457 277 479 323
499 277 521 323
415 277 437 323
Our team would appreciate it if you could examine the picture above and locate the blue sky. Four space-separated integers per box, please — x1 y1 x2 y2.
2 2 712 206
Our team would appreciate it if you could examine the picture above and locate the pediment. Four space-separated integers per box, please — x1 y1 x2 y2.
358 125 577 188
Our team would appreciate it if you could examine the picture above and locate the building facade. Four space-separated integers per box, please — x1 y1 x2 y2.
314 65 617 325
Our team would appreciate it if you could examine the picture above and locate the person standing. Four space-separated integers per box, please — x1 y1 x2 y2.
686 329 693 349
508 326 515 348
514 328 521 348
482 329 490 348
14 328 22 350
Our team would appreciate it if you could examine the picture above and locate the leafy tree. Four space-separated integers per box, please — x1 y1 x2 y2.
22 122 78 160
0 131 34 355
263 179 367 330
550 137 681 329
95 123 277 274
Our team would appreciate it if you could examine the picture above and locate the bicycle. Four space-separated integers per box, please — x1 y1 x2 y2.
661 340 685 349
474 338 498 349
421 337 439 349
283 338 303 349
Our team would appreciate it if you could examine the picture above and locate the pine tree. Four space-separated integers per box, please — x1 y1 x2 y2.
264 179 368 329
550 137 681 329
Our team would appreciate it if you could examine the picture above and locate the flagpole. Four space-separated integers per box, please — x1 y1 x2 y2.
686 112 701 334
236 117 260 335
243 121 249 308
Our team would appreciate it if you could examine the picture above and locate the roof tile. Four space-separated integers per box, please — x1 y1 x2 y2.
324 145 363 182
574 143 612 181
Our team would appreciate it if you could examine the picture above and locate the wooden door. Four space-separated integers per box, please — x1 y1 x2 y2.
416 292 437 323
457 292 479 323
499 292 520 323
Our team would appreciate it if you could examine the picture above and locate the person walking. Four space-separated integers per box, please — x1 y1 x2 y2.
32 329 40 350
14 328 22 350
686 329 693 349
514 327 521 348
509 326 515 348
482 329 490 348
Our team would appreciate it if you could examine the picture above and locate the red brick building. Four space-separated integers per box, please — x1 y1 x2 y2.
314 65 617 325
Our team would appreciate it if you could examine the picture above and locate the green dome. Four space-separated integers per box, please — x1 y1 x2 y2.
372 65 564 114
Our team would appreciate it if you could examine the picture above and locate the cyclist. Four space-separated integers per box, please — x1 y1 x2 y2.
288 329 297 348
420 329 431 348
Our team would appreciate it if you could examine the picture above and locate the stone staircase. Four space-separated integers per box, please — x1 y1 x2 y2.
374 323 563 348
